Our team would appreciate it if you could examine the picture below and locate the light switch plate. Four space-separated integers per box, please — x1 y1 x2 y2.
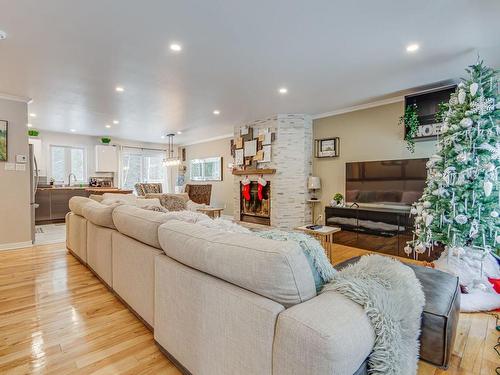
15 163 26 171
16 154 28 163
4 163 15 171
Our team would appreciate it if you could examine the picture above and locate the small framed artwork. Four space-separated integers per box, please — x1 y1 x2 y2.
315 137 340 158
244 139 257 157
235 149 244 166
240 126 253 141
0 120 7 161
258 145 272 163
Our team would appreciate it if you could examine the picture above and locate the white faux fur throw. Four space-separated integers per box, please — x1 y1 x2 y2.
323 255 425 375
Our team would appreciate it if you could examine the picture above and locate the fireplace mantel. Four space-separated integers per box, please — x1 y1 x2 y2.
232 168 276 176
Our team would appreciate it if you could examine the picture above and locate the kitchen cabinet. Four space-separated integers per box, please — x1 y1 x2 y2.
29 138 46 176
35 188 90 224
95 145 118 172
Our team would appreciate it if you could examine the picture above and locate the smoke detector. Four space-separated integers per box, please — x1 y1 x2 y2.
0 31 7 40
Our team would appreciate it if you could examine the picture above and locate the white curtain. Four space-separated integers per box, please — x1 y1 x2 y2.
165 165 178 193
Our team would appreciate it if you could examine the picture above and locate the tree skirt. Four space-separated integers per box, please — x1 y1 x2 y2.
434 249 500 312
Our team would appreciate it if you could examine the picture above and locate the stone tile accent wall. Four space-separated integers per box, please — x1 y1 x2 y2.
233 114 312 230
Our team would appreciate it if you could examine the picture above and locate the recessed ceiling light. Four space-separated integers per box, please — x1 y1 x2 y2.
113 120 119 124
278 87 288 94
115 86 125 92
105 124 111 129
170 43 182 52
406 43 419 53
70 129 76 132
213 110 220 115
27 123 33 128
0 31 7 40
177 131 182 135
29 113 37 118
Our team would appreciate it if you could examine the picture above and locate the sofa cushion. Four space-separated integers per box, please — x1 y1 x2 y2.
158 221 316 307
81 200 119 229
112 205 172 249
68 196 94 216
101 193 137 203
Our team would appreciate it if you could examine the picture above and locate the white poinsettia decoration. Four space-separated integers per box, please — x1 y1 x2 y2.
467 96 495 116
460 117 473 127
454 214 468 225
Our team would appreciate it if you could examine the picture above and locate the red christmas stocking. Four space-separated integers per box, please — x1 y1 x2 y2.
257 177 267 201
242 177 251 201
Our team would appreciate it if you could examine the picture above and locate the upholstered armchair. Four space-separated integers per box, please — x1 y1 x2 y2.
185 184 212 205
135 183 163 196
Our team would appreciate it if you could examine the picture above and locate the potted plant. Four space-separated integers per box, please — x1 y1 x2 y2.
101 137 111 144
398 104 420 153
330 193 344 207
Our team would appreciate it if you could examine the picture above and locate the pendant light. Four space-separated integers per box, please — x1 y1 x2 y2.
163 133 180 167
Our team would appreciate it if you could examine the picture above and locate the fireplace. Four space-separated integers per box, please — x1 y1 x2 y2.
240 181 271 225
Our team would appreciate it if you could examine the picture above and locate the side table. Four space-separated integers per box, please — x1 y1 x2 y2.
294 225 341 262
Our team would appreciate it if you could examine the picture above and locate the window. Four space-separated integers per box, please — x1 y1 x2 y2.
50 145 86 184
190 157 222 181
121 147 166 190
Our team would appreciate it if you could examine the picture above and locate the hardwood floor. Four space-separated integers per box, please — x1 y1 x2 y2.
0 242 497 374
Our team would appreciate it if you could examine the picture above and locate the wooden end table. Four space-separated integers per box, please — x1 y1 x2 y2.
294 225 341 262
196 207 224 219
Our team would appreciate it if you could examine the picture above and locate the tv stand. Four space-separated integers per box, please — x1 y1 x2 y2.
325 206 441 261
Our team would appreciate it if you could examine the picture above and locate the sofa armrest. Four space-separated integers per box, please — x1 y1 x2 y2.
273 291 375 375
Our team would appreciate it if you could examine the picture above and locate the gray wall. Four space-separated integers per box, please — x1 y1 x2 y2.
0 98 31 247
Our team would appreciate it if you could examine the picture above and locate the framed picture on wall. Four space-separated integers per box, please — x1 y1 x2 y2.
0 120 7 161
315 137 340 158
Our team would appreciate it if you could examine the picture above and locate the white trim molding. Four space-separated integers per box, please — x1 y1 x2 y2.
181 133 233 147
0 92 32 103
312 96 403 120
0 241 33 251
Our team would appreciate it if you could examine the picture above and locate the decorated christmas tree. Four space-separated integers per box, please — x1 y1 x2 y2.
406 61 499 268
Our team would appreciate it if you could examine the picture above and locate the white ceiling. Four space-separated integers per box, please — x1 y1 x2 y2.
0 0 499 144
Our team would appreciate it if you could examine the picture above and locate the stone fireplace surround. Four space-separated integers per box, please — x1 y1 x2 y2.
233 114 313 230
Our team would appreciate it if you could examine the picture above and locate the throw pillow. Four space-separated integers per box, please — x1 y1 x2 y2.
145 193 187 211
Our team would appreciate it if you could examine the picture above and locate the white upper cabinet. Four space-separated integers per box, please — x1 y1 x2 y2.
29 138 46 176
95 145 117 172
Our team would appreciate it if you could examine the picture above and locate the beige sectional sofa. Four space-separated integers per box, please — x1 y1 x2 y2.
66 196 374 375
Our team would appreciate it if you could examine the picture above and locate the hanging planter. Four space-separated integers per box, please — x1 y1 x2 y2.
101 137 111 144
398 104 420 153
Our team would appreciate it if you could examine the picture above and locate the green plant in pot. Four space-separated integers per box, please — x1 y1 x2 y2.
331 193 344 207
398 104 420 153
101 137 111 144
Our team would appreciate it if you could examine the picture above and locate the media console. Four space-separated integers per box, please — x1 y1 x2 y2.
325 205 441 262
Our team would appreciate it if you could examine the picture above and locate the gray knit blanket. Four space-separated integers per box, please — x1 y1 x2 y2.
322 255 425 375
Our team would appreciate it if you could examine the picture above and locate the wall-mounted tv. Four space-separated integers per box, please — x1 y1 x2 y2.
346 158 428 209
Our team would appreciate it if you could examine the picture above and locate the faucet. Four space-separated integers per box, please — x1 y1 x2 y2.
68 173 77 187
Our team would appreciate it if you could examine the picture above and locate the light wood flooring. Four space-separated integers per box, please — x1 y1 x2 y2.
0 242 498 374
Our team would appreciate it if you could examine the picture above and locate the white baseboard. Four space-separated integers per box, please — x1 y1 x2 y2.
0 241 33 251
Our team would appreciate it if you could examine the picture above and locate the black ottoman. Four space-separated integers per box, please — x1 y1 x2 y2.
335 257 460 369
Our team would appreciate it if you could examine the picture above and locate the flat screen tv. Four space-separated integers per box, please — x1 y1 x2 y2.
345 158 428 209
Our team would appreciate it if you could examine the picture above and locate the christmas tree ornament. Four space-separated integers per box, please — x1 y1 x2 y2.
241 177 251 201
425 214 434 226
415 243 426 254
404 245 412 255
257 176 267 201
483 180 493 196
470 82 479 96
423 201 432 208
460 118 473 128
454 214 468 225
410 206 418 215
490 210 499 218
458 89 466 104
